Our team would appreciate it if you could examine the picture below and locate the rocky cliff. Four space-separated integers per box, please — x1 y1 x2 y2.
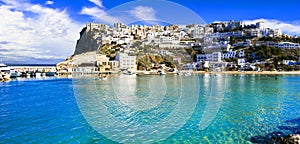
73 24 102 55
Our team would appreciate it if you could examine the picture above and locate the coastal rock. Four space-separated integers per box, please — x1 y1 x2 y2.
0 73 11 82
271 134 300 143
74 24 102 55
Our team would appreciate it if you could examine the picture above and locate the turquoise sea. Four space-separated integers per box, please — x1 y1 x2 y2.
1 74 300 143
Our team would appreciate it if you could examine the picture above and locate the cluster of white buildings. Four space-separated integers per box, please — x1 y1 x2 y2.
56 52 137 75
59 20 300 74
196 49 245 63
86 22 213 49
85 21 298 53
256 41 300 49
210 20 282 38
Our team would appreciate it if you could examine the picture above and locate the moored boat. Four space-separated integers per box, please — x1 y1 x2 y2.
35 72 41 77
159 70 166 76
46 72 56 76
99 74 108 80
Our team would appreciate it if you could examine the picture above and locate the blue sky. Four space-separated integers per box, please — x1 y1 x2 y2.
0 0 300 64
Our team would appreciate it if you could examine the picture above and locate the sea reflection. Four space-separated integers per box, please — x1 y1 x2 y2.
73 75 202 143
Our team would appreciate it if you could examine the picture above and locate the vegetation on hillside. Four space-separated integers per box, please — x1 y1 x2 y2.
137 55 175 71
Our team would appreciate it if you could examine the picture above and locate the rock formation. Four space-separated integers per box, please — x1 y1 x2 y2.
74 23 103 55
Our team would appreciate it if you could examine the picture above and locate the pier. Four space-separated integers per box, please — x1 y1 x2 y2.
10 65 56 73
7 64 57 78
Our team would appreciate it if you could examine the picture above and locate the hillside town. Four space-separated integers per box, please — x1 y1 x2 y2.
56 20 300 75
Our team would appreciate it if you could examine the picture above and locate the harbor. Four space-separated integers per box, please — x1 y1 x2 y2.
0 63 57 81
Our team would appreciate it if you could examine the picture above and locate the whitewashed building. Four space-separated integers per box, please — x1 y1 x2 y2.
197 52 222 63
115 53 137 71
222 51 236 59
277 42 300 49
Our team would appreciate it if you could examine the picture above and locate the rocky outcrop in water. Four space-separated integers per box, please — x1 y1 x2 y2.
251 117 300 144
0 73 10 82
271 134 300 143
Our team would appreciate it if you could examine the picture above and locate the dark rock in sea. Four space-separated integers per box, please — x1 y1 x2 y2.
271 134 300 144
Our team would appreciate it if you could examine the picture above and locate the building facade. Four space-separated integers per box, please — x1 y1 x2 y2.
116 53 137 71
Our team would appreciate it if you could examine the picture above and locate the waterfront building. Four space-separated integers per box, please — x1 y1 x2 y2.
196 52 222 63
96 55 119 72
115 53 137 71
222 50 236 59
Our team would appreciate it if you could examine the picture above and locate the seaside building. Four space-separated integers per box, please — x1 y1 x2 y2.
196 52 222 63
115 53 137 71
222 50 236 59
96 55 119 72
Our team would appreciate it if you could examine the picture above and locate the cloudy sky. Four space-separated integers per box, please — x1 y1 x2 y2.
0 0 299 64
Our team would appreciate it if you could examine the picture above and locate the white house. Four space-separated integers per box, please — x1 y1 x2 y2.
277 42 300 49
197 52 222 63
237 58 246 66
222 50 236 59
238 50 245 58
115 53 137 71
159 36 179 44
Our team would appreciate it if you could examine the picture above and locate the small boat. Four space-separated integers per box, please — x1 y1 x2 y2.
35 72 41 77
10 72 19 78
46 72 56 76
183 71 192 77
175 72 183 76
99 74 108 80
159 70 166 76
124 70 136 75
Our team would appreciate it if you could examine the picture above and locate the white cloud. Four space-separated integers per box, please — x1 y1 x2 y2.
129 6 157 21
243 18 300 36
0 1 83 64
79 6 122 25
45 1 54 5
89 0 104 8
80 6 105 16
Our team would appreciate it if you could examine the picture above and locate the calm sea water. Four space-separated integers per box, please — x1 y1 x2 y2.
1 75 300 143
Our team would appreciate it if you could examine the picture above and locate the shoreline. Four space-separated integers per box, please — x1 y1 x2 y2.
135 70 300 75
192 71 300 75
